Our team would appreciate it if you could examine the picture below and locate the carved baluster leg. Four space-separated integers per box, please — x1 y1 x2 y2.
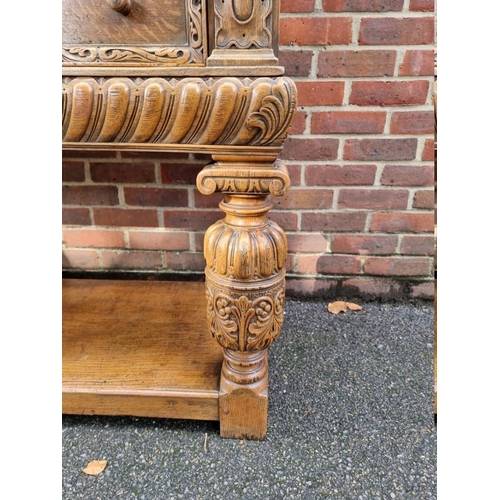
197 156 290 440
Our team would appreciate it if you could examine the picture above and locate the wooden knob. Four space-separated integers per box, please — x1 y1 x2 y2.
107 0 132 15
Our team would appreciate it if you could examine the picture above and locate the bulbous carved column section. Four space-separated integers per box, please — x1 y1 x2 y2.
196 157 290 439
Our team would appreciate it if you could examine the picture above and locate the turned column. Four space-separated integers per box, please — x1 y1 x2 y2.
197 156 290 439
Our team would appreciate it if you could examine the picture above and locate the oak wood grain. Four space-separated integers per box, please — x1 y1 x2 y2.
63 279 223 420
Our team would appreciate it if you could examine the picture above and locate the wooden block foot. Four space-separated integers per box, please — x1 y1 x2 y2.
219 349 269 440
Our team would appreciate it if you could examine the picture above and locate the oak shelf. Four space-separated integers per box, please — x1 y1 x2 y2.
62 279 223 422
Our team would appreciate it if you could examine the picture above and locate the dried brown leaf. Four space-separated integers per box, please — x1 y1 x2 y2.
328 301 348 314
82 460 107 475
328 301 363 314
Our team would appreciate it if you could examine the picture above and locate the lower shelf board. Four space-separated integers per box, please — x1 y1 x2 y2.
62 278 223 421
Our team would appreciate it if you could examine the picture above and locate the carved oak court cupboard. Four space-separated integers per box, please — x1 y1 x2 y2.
62 0 297 439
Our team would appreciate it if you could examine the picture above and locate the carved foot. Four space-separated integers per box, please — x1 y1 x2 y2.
219 349 268 440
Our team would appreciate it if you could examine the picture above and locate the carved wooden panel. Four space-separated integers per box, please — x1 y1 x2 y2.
62 0 206 66
207 0 279 66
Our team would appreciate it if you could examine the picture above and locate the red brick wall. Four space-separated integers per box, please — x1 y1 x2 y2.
62 0 436 300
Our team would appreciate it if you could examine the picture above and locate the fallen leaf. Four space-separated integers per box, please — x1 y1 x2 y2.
328 301 348 314
328 301 363 314
82 460 107 475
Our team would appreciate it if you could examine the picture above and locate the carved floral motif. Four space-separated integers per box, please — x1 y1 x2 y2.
206 283 285 351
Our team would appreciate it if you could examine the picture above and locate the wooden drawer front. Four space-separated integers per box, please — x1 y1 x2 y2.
62 0 206 66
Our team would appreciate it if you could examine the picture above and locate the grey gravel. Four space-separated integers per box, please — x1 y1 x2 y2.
62 298 436 499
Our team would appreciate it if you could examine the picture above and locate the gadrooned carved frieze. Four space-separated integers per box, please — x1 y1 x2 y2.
62 76 297 146
205 277 285 352
62 0 204 65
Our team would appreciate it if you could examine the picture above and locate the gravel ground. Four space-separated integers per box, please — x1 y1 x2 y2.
62 298 436 500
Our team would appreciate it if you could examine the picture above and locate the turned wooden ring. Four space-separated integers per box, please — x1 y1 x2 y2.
107 0 132 15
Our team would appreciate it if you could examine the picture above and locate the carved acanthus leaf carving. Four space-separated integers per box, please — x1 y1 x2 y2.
248 78 297 146
206 284 285 351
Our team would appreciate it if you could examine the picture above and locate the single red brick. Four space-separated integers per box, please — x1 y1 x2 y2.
287 233 329 253
281 138 340 161
332 234 398 255
93 208 159 227
323 0 404 11
341 278 405 299
301 212 367 232
297 254 362 274
90 162 156 183
278 50 313 77
381 165 434 187
312 110 386 134
400 235 435 255
350 81 429 106
289 110 307 135
128 230 190 251
62 185 119 206
273 189 333 210
413 189 435 209
62 229 125 248
269 212 299 231
285 278 339 297
163 210 221 230
286 164 302 187
305 164 377 186
165 252 206 272
364 257 432 276
422 138 436 161
409 281 435 299
295 81 344 106
161 163 203 185
124 187 189 207
280 17 352 46
344 138 418 161
281 0 315 12
338 189 409 210
194 191 223 209
359 17 435 45
390 111 434 135
62 208 91 225
318 50 396 78
62 249 99 269
194 232 206 252
399 50 435 76
409 0 435 12
370 212 434 232
317 255 363 274
62 161 85 182
101 250 162 269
